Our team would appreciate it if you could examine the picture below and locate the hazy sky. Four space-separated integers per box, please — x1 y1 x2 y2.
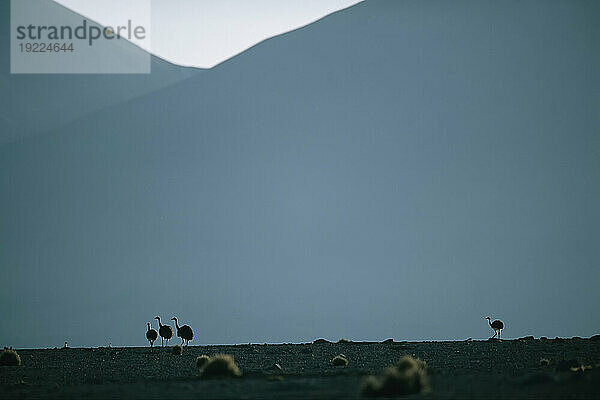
1 0 598 349
52 0 363 68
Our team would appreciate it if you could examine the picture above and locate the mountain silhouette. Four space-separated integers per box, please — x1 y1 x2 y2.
0 0 200 143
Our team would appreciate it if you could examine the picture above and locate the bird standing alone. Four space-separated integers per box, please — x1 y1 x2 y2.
485 316 504 339
154 316 174 347
146 322 158 347
172 316 194 346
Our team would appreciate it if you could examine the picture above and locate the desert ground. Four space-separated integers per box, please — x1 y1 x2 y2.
1 337 599 399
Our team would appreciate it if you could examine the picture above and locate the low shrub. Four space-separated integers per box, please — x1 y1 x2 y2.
332 354 349 366
196 355 210 368
556 359 579 372
361 356 428 397
200 354 241 378
0 349 21 366
171 345 183 355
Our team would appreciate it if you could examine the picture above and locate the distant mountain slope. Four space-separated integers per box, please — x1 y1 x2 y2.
1 0 598 347
0 0 200 143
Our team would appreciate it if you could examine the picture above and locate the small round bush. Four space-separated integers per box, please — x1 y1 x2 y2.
540 358 550 366
338 338 351 344
0 349 21 366
196 355 210 368
200 354 241 378
396 356 426 373
362 356 428 397
171 345 183 355
332 354 349 366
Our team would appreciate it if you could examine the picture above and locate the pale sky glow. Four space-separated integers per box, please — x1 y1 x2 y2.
52 0 363 68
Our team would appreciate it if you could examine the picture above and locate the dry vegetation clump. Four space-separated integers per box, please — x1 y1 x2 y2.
338 338 351 344
569 364 593 373
199 354 241 378
540 358 550 366
361 356 428 397
196 355 210 368
0 349 21 366
556 359 579 372
171 345 183 355
332 354 349 366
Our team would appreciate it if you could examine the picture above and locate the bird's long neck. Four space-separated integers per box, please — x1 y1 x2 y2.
147 323 150 331
487 318 492 327
156 318 162 327
174 319 180 329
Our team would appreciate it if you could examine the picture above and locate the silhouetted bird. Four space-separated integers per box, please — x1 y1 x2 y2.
146 322 158 347
154 316 174 347
485 316 505 339
171 316 194 346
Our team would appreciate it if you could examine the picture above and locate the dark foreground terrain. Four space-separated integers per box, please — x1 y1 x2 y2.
1 337 600 399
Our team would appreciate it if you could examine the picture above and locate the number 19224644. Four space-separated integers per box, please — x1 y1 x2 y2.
19 43 74 53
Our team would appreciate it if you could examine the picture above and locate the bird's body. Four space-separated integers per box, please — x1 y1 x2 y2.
154 316 174 347
146 322 158 347
172 317 194 346
486 316 505 339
